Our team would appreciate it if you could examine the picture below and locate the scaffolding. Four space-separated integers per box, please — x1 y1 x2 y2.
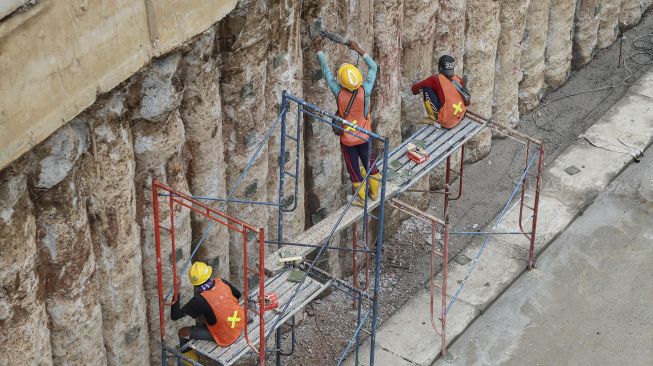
151 91 544 365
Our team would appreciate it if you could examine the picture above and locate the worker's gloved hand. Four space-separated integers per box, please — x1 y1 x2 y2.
171 276 182 304
349 40 364 56
313 36 322 51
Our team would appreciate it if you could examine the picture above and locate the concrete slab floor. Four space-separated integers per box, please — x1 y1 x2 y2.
435 238 527 310
308 16 653 364
343 67 653 366
434 145 653 366
343 289 479 366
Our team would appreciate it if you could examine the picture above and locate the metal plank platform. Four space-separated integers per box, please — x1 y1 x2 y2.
187 269 331 366
265 117 486 274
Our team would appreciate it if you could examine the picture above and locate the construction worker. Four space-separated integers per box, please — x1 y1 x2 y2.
411 55 471 128
171 262 244 364
313 36 381 207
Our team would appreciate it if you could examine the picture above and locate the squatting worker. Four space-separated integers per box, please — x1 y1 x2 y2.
171 262 244 364
313 36 381 207
411 55 471 128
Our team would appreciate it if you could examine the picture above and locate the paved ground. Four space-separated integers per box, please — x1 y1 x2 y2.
435 145 653 366
293 14 653 365
343 48 653 366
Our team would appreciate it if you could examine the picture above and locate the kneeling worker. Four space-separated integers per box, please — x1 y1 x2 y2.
411 55 471 129
171 262 244 364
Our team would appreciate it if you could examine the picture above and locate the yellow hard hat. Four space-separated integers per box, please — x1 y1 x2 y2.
189 262 212 286
338 63 363 91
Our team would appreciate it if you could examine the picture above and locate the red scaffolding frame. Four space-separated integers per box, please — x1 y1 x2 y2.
152 179 267 365
148 93 544 365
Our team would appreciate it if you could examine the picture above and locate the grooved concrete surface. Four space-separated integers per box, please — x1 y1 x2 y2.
344 68 653 366
434 144 653 366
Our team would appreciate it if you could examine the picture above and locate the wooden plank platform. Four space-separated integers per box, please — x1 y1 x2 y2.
187 269 331 366
265 117 486 274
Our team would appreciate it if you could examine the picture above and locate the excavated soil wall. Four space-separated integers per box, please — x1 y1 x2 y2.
2 0 651 364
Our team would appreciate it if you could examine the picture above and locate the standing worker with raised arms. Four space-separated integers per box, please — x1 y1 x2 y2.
313 35 381 207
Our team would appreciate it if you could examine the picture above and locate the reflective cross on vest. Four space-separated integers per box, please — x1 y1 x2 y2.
227 310 241 328
436 74 467 128
452 101 463 115
199 279 245 347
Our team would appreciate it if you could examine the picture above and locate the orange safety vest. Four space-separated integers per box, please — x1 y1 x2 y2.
337 87 371 146
200 279 244 347
437 74 467 128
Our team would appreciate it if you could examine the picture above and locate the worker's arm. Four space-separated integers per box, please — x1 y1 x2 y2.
411 77 433 95
349 41 378 95
222 279 242 299
314 37 341 97
170 295 206 321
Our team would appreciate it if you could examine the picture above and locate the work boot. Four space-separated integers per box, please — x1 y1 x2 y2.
369 173 382 200
352 182 367 207
360 167 381 201
179 349 198 366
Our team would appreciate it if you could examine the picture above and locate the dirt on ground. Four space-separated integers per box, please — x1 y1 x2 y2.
278 11 653 366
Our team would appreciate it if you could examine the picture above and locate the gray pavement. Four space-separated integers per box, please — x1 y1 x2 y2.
344 66 653 366
435 147 653 366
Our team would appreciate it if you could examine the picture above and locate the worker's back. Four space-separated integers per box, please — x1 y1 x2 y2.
199 279 244 347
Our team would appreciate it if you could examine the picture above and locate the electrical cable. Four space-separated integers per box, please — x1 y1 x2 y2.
530 33 653 153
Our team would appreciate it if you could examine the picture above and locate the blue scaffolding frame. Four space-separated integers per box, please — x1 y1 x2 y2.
157 91 391 366
154 91 545 366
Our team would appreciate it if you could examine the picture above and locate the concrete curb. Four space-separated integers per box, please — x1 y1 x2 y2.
343 69 653 366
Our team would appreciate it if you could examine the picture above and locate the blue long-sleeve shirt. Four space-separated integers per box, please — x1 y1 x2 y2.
317 51 378 116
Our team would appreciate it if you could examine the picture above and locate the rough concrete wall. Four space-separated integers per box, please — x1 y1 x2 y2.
265 0 305 245
401 0 439 129
545 0 577 91
573 0 601 68
85 93 150 365
301 0 348 275
620 0 643 29
429 0 466 189
337 0 376 275
0 0 237 172
373 0 403 150
493 0 531 130
3 2 653 364
29 123 108 365
129 53 195 363
144 0 238 54
218 0 272 287
643 0 653 12
134 108 194 364
178 29 231 279
598 0 622 48
434 0 467 75
0 0 30 19
518 0 551 113
0 166 53 365
463 0 499 162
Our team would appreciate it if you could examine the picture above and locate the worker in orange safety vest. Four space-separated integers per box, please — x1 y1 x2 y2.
171 262 244 364
313 35 381 207
411 55 471 129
